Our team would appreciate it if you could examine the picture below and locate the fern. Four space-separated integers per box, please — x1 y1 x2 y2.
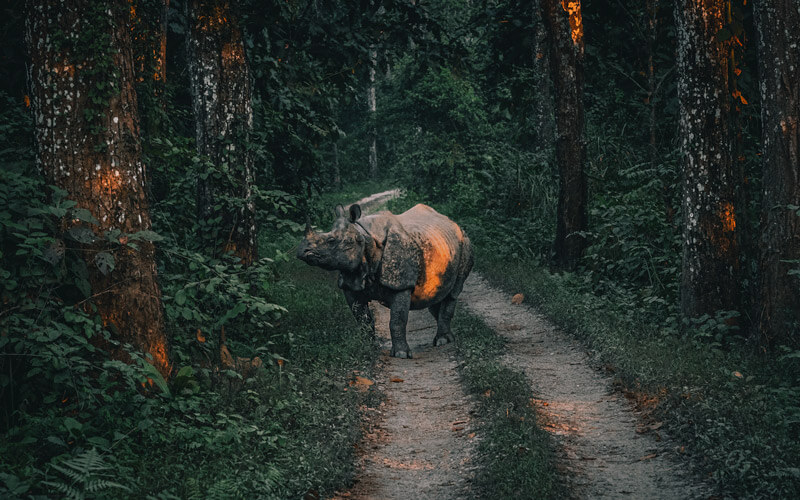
42 448 130 500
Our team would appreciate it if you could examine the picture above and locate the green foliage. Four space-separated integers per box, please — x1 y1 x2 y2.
453 308 562 498
41 448 130 500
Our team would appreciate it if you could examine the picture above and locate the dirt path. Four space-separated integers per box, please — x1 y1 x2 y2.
460 274 709 499
347 189 402 214
341 308 477 499
337 191 707 498
337 192 477 499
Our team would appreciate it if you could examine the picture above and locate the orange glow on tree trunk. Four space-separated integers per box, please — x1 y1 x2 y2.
561 0 583 45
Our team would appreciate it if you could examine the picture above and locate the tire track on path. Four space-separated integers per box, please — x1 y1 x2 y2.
460 273 710 499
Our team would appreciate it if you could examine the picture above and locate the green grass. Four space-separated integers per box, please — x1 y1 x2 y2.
452 307 562 499
476 257 800 499
125 257 377 499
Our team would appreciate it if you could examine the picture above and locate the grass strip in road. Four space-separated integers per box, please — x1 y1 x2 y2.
476 258 800 499
452 307 563 499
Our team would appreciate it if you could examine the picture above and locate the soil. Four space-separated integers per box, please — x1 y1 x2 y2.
460 274 710 499
333 193 709 499
337 307 478 499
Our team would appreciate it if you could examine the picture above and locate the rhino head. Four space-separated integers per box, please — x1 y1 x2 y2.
296 204 366 273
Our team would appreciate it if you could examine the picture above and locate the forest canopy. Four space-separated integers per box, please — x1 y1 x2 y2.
1 0 799 498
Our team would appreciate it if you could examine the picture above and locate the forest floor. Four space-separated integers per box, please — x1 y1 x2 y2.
334 192 709 499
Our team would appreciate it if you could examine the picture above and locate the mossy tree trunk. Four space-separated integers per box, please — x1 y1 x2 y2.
186 0 257 265
26 0 172 378
675 0 742 322
754 0 800 345
543 0 587 271
531 0 555 151
368 44 378 180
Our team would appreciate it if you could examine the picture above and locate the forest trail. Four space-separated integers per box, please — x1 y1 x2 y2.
336 191 477 499
460 275 710 499
338 307 478 499
337 192 707 499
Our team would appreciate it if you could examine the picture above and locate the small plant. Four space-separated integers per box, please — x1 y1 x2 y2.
41 449 130 500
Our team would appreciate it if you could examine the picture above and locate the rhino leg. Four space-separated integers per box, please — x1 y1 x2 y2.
344 290 375 338
432 296 457 346
388 290 412 359
429 303 441 321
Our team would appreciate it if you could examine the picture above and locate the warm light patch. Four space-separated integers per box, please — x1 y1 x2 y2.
561 0 583 45
411 231 453 303
95 167 124 196
196 5 229 32
719 201 736 232
222 42 245 64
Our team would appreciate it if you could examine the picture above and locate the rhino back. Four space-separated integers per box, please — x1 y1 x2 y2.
396 205 468 305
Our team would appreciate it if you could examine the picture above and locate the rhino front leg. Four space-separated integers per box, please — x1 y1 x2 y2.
344 291 375 338
432 296 457 346
388 289 412 359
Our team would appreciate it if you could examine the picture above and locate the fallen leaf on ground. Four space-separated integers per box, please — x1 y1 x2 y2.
452 420 467 425
452 426 464 432
511 293 524 305
350 376 374 391
390 377 404 383
468 432 476 439
638 453 658 461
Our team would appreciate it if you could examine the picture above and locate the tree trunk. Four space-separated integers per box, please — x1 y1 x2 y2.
543 0 588 270
754 0 800 345
368 45 378 180
26 0 171 378
333 141 341 189
532 0 555 150
675 0 741 321
131 0 169 106
187 0 257 265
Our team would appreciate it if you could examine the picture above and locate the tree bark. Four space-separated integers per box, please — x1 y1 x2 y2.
532 0 555 150
754 0 800 345
543 0 588 270
675 0 741 321
368 45 378 180
26 0 171 378
187 0 257 265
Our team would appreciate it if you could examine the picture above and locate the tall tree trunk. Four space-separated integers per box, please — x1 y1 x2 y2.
131 0 169 106
187 0 257 265
675 0 741 321
532 0 555 150
543 0 588 270
754 1 800 345
333 141 341 189
26 0 171 378
367 45 378 180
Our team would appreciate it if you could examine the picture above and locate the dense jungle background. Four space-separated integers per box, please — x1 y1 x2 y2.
1 0 799 498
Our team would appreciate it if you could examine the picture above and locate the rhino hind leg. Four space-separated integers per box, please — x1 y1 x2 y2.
389 290 413 359
432 296 457 346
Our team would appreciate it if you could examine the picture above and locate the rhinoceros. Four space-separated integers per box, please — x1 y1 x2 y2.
296 203 473 359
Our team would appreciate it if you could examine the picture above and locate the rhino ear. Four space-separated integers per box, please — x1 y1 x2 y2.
349 204 362 223
334 204 346 218
379 230 420 290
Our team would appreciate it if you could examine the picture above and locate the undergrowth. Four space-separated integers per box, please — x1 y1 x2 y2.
452 308 562 499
